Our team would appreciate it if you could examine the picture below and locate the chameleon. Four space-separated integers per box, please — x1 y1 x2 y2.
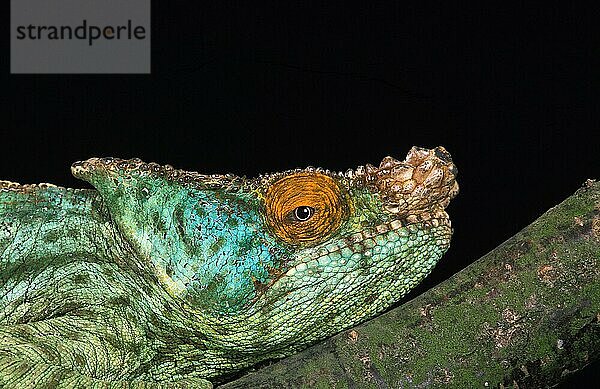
0 146 458 388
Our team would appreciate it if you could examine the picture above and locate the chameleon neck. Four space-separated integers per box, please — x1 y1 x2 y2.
0 184 247 380
1 186 133 324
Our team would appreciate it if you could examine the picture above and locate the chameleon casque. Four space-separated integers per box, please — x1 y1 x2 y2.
0 146 458 388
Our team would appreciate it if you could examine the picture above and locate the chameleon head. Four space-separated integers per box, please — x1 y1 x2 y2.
248 146 458 352
72 146 457 357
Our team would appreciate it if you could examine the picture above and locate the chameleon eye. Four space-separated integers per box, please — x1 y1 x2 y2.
265 172 349 245
293 206 314 221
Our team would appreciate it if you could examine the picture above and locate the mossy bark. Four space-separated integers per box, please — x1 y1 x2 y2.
220 180 600 388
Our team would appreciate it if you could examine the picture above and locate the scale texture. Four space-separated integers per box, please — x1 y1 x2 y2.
0 146 458 388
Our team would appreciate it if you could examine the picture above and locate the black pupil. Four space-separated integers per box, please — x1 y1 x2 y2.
294 206 314 221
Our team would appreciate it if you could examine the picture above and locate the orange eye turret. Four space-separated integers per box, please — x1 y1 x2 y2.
264 172 349 245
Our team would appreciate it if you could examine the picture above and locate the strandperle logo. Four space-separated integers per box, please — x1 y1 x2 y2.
11 0 150 74
15 19 147 46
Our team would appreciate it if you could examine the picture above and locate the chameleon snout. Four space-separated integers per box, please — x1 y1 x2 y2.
349 146 459 218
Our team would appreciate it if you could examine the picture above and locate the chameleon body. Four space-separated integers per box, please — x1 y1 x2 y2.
0 146 458 388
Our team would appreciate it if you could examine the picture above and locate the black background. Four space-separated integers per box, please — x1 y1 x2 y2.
2 3 599 387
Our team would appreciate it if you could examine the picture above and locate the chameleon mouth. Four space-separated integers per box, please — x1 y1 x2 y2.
348 146 459 218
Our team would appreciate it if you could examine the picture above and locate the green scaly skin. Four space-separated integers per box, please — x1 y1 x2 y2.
0 146 458 388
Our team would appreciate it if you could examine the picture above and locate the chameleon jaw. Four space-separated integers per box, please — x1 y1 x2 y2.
247 213 452 309
230 213 453 354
